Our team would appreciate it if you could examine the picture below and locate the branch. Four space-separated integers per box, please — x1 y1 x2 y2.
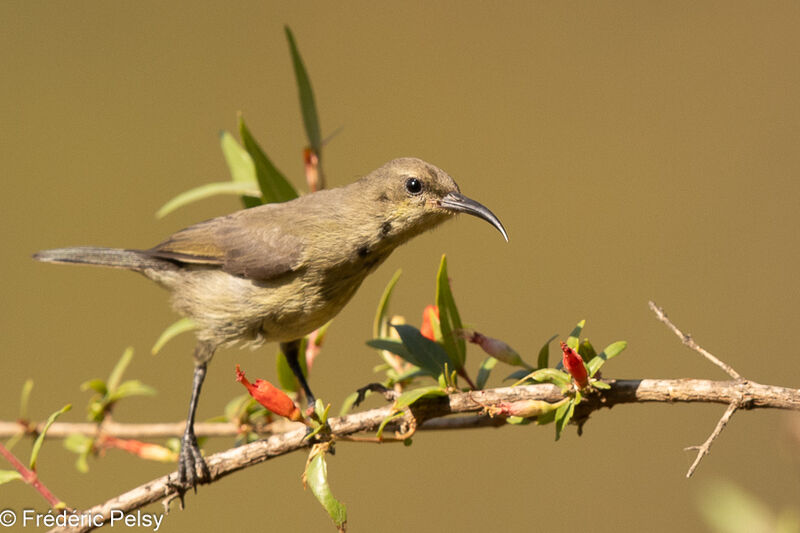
4 377 796 443
0 442 64 509
648 301 749 476
648 301 741 379
0 421 268 440
42 378 800 533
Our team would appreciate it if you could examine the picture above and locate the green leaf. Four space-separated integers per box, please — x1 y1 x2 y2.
220 130 257 183
393 324 453 377
393 385 447 410
508 367 570 387
285 26 322 154
63 434 92 454
376 411 404 440
528 368 571 388
428 307 443 343
276 339 308 393
566 320 585 351
64 433 93 472
537 335 557 369
276 352 297 393
108 380 156 402
80 379 107 396
19 379 34 420
505 368 533 382
392 366 427 383
536 408 557 426
30 404 71 471
4 433 22 452
87 401 105 422
310 321 332 348
314 399 330 424
0 470 22 485
107 347 134 393
305 451 347 530
554 397 575 441
587 341 627 377
476 357 498 390
697 479 788 533
366 339 415 364
591 380 611 389
338 391 360 417
578 339 597 363
156 181 261 219
373 269 402 339
436 255 466 370
165 438 181 455
220 130 261 208
239 115 298 204
151 317 197 355
224 394 254 422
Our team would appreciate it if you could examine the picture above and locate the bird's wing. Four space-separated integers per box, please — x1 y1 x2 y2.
146 207 305 281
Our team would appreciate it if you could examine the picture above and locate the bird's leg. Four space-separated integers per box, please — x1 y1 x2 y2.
177 342 214 490
280 339 316 406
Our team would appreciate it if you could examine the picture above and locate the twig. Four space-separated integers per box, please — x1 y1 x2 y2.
649 301 749 475
648 301 742 379
684 402 738 478
0 442 64 509
0 420 292 440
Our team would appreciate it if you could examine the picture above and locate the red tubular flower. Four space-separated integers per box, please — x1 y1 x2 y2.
560 341 589 389
99 435 176 462
236 365 302 421
420 305 439 341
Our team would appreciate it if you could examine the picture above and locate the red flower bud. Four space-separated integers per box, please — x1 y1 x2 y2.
98 435 176 462
420 305 439 341
561 341 589 389
303 148 321 192
463 330 528 368
236 365 302 421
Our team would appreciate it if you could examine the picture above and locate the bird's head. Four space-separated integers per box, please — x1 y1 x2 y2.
358 157 508 243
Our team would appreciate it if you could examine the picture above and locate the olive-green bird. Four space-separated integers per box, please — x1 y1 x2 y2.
34 157 507 488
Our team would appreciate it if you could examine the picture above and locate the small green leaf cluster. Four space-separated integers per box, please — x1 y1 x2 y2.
0 381 70 497
80 347 156 423
507 320 627 439
365 256 479 414
366 263 628 442
155 27 321 220
63 348 156 471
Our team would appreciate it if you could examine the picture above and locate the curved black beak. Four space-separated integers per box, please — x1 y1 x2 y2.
440 192 508 242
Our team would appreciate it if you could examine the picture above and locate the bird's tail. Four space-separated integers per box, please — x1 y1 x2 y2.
33 246 172 271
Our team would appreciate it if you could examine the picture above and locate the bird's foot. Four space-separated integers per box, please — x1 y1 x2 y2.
175 432 210 493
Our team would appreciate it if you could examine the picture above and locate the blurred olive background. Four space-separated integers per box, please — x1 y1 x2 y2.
2 2 799 531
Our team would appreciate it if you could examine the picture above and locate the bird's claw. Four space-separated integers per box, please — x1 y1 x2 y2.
176 432 209 492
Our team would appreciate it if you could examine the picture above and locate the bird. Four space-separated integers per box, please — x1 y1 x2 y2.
33 157 508 488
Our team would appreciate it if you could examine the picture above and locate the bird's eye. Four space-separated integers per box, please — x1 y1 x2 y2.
405 177 423 195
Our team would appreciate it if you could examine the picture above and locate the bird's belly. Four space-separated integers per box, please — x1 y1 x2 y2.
256 268 366 342
160 267 367 347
